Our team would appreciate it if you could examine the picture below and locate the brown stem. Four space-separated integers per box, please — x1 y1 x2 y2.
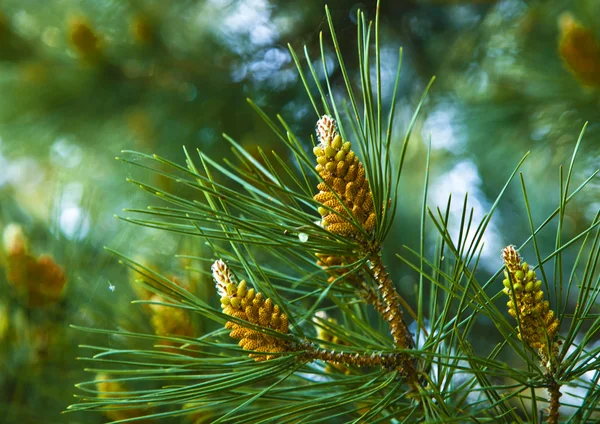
358 285 385 311
368 254 420 388
315 253 420 388
300 342 400 369
547 378 561 424
369 254 415 350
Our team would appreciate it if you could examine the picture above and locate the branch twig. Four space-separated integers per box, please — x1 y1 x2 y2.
368 253 420 387
546 377 561 424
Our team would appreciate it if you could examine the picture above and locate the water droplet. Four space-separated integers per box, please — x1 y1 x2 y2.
298 232 308 243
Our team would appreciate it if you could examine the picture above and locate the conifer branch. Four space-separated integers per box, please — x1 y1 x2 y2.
213 258 418 375
311 114 420 387
51 0 600 420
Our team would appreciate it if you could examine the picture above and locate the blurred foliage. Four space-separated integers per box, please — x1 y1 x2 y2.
0 0 598 422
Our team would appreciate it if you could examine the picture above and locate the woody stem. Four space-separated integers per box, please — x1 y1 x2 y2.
546 377 561 424
368 254 420 388
301 341 399 368
369 254 414 349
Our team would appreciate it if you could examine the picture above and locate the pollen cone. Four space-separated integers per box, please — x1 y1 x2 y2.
212 259 290 361
502 246 560 363
313 115 376 240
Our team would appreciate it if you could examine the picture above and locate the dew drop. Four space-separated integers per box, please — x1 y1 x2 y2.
298 233 308 243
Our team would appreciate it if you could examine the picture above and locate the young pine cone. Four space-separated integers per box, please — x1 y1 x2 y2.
313 115 376 240
558 13 600 88
502 246 560 364
212 260 290 361
3 224 67 308
95 374 148 422
149 295 194 340
315 252 362 284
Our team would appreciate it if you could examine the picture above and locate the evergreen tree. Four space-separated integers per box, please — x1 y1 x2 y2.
0 1 599 423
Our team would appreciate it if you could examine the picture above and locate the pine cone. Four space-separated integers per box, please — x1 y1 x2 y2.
502 246 560 364
313 115 376 240
212 260 290 361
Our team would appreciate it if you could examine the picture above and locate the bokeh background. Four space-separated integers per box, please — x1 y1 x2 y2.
0 0 599 422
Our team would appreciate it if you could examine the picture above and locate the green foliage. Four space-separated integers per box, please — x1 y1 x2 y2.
59 3 600 423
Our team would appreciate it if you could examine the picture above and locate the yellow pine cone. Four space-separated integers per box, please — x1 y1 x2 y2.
313 311 346 346
558 13 600 87
313 115 376 239
128 259 195 345
68 17 104 63
2 224 67 308
130 15 156 46
501 246 560 361
145 275 195 350
3 223 28 256
95 373 148 422
315 253 359 284
212 260 290 361
149 292 194 340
